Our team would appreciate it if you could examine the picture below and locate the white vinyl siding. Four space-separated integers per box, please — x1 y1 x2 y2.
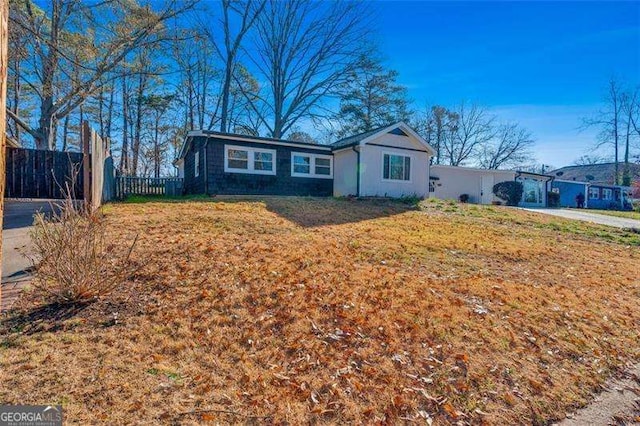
224 145 276 175
291 152 333 178
382 153 411 182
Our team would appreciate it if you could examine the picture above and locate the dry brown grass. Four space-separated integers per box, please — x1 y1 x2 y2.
1 197 639 425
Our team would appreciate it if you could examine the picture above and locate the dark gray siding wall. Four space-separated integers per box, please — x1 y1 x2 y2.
182 136 334 196
183 137 205 195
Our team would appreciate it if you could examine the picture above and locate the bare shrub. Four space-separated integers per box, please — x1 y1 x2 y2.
27 193 137 305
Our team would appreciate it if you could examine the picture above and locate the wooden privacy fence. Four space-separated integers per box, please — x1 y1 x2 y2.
82 121 112 211
5 147 85 199
115 176 183 199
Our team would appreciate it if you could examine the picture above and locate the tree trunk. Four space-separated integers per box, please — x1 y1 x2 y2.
131 71 146 176
10 56 20 144
220 58 233 133
62 114 69 151
1 0 10 304
154 116 160 178
105 85 114 139
120 75 129 174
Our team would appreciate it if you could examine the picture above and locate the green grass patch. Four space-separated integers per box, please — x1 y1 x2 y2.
583 209 640 221
121 194 212 204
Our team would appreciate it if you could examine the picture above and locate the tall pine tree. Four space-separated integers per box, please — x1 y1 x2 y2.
337 55 411 137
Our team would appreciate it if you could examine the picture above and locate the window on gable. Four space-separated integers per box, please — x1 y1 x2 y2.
588 187 599 200
194 151 200 177
383 153 411 181
291 153 332 178
224 145 276 175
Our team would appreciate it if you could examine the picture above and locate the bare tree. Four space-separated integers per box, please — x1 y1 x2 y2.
478 122 534 169
413 105 458 165
573 154 610 165
441 102 495 166
621 87 639 185
583 78 625 184
242 0 370 138
8 0 195 150
204 0 265 133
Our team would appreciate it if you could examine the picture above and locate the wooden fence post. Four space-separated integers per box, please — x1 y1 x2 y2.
0 0 9 308
82 121 91 209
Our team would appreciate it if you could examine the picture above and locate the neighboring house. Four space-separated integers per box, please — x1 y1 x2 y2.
176 122 435 198
549 162 640 185
430 165 553 207
331 123 435 198
552 179 633 210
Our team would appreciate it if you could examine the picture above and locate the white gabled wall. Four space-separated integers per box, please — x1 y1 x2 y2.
333 149 358 196
358 133 431 198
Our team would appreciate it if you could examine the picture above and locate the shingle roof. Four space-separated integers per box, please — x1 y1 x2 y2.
330 124 398 150
549 162 640 185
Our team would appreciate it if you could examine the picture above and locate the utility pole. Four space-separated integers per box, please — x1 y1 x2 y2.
0 0 9 308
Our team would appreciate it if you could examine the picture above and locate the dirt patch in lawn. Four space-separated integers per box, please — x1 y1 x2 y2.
1 197 639 424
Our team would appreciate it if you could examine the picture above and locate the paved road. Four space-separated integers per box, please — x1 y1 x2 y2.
521 208 640 229
2 200 55 311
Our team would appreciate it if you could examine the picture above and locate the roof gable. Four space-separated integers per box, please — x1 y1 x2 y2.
331 122 435 155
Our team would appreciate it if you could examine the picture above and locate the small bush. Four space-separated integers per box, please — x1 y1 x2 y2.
28 195 137 304
547 191 560 208
459 194 470 203
493 181 524 206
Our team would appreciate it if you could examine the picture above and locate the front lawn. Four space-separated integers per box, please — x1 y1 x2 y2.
582 208 640 221
1 197 639 424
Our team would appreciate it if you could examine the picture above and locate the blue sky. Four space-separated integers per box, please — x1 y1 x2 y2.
373 1 640 167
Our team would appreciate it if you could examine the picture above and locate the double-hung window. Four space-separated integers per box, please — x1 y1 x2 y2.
383 153 411 181
291 153 333 178
602 188 612 200
224 145 276 175
588 187 599 200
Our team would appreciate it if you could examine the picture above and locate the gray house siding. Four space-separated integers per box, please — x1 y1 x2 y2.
184 136 333 196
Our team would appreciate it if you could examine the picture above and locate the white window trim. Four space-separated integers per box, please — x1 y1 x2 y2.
290 152 333 179
224 144 276 175
381 151 412 183
194 151 200 177
602 188 613 200
588 187 599 200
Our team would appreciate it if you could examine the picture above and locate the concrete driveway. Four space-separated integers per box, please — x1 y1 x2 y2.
521 208 640 229
2 200 56 311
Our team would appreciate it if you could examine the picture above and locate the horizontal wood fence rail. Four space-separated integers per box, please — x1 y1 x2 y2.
115 176 183 199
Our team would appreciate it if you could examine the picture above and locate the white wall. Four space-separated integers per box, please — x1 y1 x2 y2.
359 133 431 198
333 149 358 196
431 165 516 204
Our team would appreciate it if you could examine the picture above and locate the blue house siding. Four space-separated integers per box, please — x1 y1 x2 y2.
587 184 625 210
552 181 586 208
552 180 630 210
184 136 333 196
